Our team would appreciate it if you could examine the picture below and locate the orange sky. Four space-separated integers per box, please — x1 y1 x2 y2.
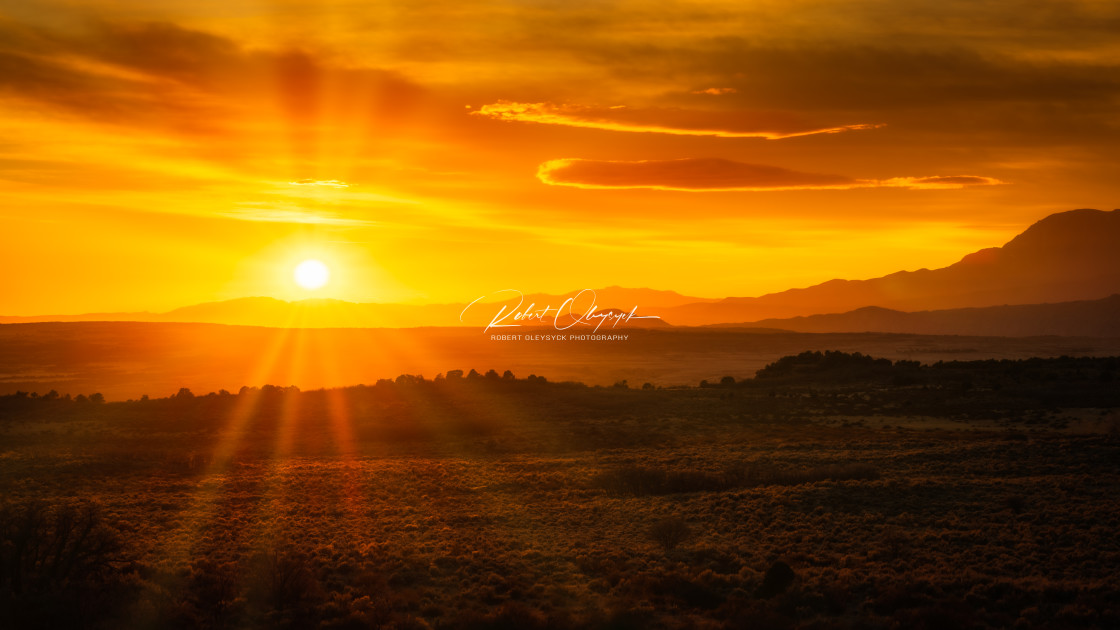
2 1 1119 315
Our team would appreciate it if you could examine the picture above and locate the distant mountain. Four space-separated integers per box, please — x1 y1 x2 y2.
504 286 716 309
657 208 1120 325
0 289 683 329
548 307 672 330
4 209 1117 331
0 310 156 323
711 294 1120 337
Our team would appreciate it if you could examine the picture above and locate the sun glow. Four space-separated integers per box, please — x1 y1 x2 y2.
294 259 330 290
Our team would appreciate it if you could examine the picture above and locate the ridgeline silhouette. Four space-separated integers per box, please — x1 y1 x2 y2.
3 209 1118 329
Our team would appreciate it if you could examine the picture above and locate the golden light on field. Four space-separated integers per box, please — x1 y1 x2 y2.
293 259 330 290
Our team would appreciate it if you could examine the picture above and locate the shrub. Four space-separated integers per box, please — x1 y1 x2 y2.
595 466 667 496
597 463 878 496
252 548 319 612
726 462 879 488
754 561 795 599
647 517 692 551
595 466 729 496
0 500 128 628
1006 495 1027 514
451 601 549 630
0 501 124 594
181 557 244 628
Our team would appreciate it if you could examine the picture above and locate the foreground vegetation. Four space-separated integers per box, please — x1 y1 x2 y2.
1 354 1118 629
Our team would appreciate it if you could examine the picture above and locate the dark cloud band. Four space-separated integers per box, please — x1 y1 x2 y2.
537 158 1003 191
474 101 881 139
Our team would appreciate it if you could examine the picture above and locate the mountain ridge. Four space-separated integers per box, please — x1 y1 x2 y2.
707 294 1120 337
3 208 1117 330
657 208 1120 324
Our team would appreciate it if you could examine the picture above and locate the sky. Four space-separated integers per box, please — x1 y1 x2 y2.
2 0 1119 314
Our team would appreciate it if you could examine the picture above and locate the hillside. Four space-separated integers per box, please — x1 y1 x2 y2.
3 209 1118 329
715 294 1120 337
0 288 692 328
659 208 1120 324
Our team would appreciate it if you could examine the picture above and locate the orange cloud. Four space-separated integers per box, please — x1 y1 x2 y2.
289 179 350 187
218 208 376 225
881 175 1005 189
473 101 881 139
0 20 427 142
537 158 1004 192
692 87 738 95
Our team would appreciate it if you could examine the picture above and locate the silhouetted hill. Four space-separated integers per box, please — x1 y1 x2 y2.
659 208 1120 324
0 288 687 328
711 294 1120 337
4 209 1118 329
512 286 716 309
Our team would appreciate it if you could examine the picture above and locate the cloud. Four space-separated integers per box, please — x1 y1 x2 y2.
472 101 881 139
692 87 737 95
0 20 427 137
289 179 350 187
217 206 377 226
537 158 856 191
537 158 1004 192
881 175 1005 189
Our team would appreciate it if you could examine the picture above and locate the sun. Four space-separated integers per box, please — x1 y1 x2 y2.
293 259 330 290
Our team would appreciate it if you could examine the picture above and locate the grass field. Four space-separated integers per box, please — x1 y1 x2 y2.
2 356 1119 629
